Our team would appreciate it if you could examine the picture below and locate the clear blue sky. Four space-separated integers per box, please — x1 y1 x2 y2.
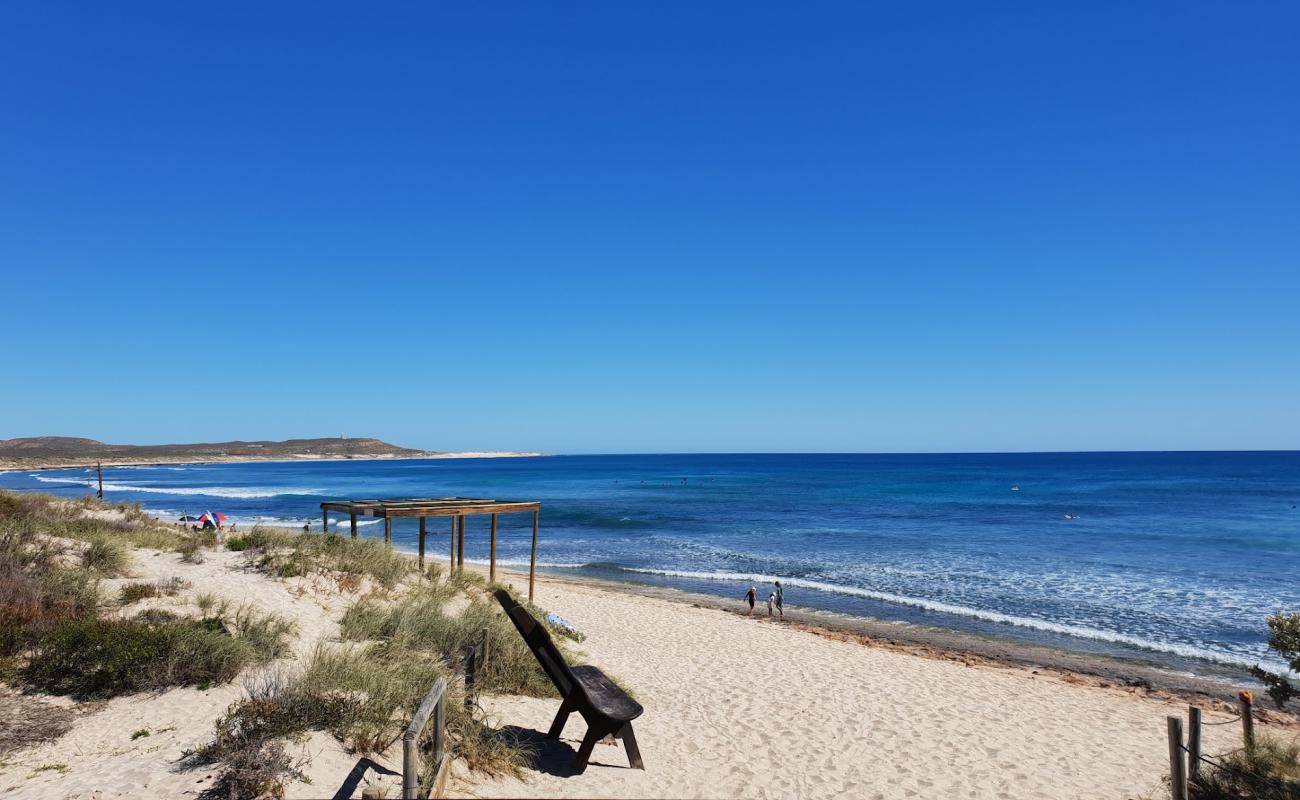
2 3 1297 454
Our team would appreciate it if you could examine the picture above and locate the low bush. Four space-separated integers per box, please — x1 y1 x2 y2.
0 490 183 552
24 617 252 699
119 582 159 604
1190 735 1300 799
23 606 295 700
0 530 99 657
339 586 555 698
179 537 206 564
203 737 306 800
244 527 413 588
82 537 129 576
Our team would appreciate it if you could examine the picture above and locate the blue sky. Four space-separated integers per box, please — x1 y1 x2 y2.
1 3 1297 453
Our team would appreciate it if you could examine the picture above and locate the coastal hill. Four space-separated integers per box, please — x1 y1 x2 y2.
0 435 516 469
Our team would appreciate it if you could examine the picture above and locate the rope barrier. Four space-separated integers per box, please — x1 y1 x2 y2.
1177 743 1299 792
1200 714 1244 726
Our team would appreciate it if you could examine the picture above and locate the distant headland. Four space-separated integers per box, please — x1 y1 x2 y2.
0 436 543 470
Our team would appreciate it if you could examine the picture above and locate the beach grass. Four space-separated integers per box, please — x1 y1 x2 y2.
240 525 414 588
1189 734 1300 799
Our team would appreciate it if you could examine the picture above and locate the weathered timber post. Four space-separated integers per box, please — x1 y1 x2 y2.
489 513 497 583
418 516 426 570
1167 716 1187 800
96 462 103 499
449 516 456 569
322 508 328 533
464 644 477 709
1240 693 1255 750
457 515 465 572
1187 706 1201 780
384 516 392 546
350 512 357 539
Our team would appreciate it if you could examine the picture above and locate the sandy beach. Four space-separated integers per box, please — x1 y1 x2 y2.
2 507 1294 800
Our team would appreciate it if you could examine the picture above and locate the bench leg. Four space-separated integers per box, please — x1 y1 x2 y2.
547 698 575 739
573 725 602 773
619 722 644 770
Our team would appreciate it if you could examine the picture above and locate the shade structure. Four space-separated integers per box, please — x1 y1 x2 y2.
320 497 542 601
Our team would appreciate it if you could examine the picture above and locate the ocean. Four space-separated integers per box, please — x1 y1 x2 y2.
4 452 1297 677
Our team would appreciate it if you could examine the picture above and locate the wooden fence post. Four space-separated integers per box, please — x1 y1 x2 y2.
96 462 103 499
1167 716 1187 800
1187 706 1201 780
1240 693 1254 750
464 645 477 709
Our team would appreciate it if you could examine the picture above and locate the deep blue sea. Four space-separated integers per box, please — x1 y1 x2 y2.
4 452 1298 677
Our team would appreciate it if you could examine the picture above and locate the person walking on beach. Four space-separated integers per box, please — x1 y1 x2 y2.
743 585 757 616
774 580 785 620
766 591 776 618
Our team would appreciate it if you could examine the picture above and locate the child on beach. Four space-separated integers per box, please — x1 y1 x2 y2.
766 592 776 617
743 585 757 616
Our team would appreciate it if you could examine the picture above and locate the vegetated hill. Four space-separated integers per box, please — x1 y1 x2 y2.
0 436 437 467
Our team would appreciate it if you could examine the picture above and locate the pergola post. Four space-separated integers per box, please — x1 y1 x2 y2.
456 515 465 572
322 508 328 534
418 516 426 570
384 516 392 546
529 509 538 602
350 512 357 539
489 514 497 584
449 516 456 569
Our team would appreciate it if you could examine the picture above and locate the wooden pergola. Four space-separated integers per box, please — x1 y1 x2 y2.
320 497 542 600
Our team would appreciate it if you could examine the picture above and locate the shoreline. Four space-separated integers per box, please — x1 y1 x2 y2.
0 451 546 472
485 564 1277 715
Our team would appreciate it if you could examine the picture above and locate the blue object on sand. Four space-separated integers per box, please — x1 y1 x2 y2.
546 612 579 636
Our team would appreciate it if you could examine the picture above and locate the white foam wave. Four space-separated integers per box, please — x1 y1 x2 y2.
618 566 1264 669
326 517 383 528
30 474 321 499
464 557 590 569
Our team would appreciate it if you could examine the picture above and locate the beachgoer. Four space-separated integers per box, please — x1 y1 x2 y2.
774 580 784 620
743 585 757 616
303 523 310 533
766 592 776 618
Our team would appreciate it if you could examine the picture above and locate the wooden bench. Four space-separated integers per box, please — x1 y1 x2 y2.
493 589 645 772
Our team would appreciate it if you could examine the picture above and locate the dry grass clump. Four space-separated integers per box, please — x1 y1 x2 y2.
1190 735 1300 799
0 691 76 755
81 537 130 576
339 584 556 698
241 527 413 588
118 576 189 605
0 490 184 552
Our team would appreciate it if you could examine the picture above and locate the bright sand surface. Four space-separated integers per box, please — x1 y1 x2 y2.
2 532 1290 800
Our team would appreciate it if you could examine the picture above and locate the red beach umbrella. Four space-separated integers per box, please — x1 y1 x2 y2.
198 511 227 527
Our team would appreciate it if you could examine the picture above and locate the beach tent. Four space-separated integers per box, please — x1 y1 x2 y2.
198 511 226 528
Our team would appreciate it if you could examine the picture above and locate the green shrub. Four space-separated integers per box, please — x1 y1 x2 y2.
244 527 413 588
24 607 293 700
82 537 129 576
229 606 296 661
178 537 205 564
1252 612 1300 709
1190 734 1300 799
224 536 251 552
0 529 99 656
